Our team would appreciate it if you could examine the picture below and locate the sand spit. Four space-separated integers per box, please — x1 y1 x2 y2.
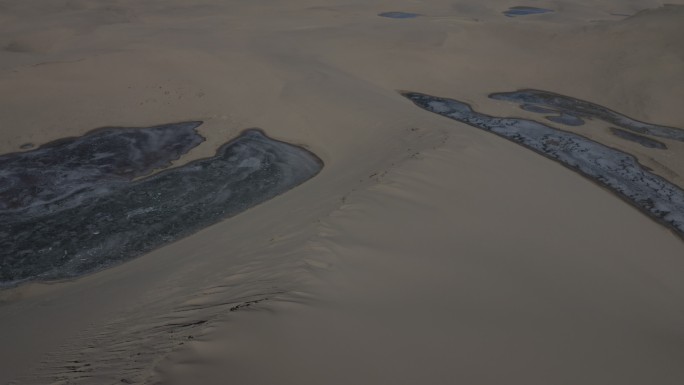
1 0 684 384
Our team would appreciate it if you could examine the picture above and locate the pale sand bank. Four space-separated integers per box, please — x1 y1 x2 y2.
1 0 684 383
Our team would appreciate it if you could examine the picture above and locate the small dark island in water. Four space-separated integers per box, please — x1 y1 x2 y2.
402 91 684 239
0 124 322 286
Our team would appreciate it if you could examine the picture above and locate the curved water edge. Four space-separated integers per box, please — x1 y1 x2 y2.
491 89 684 142
402 91 684 239
546 113 585 127
0 126 323 286
610 127 667 150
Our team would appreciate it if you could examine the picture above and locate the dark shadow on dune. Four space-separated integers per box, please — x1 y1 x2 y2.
402 91 684 239
0 125 323 286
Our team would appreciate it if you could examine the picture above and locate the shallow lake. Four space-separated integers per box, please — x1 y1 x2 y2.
0 125 322 285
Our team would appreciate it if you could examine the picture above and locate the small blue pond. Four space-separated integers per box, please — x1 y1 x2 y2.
504 6 554 17
379 12 420 19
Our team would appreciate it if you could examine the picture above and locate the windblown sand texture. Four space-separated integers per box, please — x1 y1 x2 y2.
1 0 684 384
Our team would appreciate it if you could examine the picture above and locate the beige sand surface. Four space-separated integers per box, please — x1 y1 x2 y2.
1 0 684 384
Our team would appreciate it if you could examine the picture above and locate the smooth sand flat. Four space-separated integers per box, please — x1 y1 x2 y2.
1 0 684 384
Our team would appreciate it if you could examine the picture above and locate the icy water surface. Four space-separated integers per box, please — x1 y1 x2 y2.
504 6 554 17
402 91 684 239
0 126 322 285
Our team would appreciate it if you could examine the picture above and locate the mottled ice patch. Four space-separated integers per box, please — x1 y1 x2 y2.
0 121 205 216
238 157 262 169
490 89 684 142
0 128 322 286
504 6 554 17
402 91 684 239
378 12 420 19
521 104 556 114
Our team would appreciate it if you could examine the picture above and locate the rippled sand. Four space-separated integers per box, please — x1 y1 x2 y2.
1 1 684 384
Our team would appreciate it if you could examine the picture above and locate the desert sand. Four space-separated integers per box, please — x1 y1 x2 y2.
1 0 684 384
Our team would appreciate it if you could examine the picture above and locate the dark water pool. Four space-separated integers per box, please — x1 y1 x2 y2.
378 12 420 19
504 6 554 17
0 125 322 286
546 113 585 127
610 127 667 149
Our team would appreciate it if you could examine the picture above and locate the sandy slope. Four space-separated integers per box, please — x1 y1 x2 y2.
1 0 684 384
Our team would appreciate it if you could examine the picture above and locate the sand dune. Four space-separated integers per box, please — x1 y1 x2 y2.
1 0 684 384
